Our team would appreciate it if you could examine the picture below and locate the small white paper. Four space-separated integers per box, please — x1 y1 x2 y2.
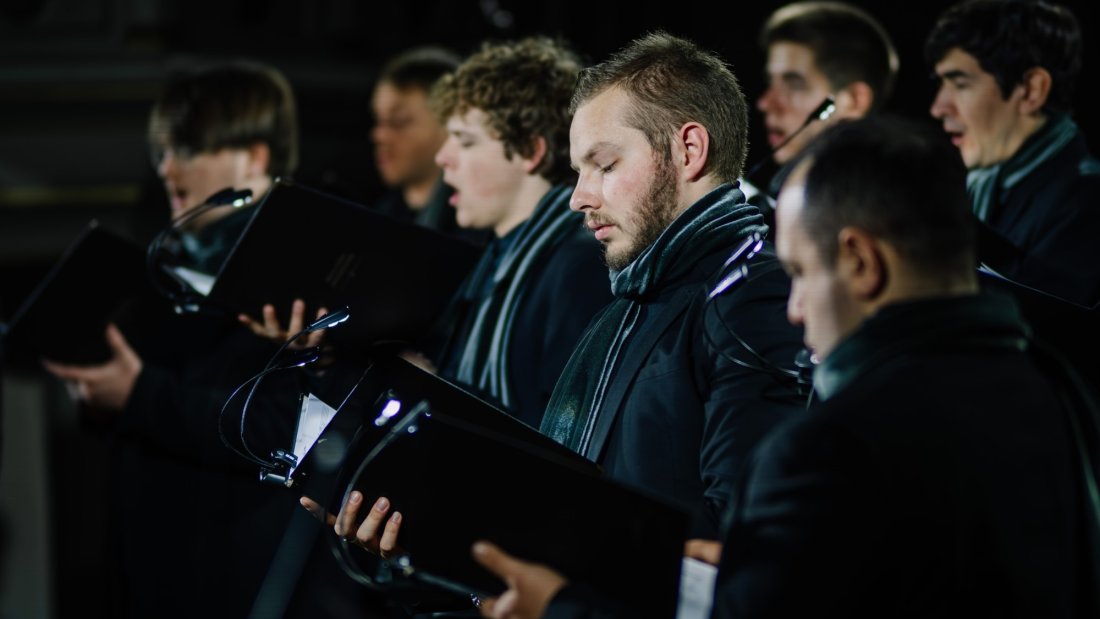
292 393 338 471
677 557 717 619
170 265 215 296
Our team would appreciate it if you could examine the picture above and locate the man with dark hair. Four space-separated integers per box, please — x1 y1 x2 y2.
750 1 897 203
46 62 387 618
472 115 1098 619
927 0 1100 307
370 46 475 237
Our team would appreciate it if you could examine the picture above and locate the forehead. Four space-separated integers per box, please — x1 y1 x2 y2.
446 107 492 133
934 47 986 77
569 87 650 163
373 82 428 109
766 41 825 78
775 165 811 256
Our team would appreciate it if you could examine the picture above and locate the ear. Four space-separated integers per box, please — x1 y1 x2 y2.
677 122 710 182
836 226 887 300
521 136 549 175
247 142 272 178
1018 67 1052 115
833 81 874 119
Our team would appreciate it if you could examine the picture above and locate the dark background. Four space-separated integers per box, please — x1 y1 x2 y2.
0 0 1097 616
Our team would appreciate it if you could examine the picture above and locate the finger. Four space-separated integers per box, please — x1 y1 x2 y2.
261 304 280 336
491 590 519 619
42 360 82 380
105 324 140 366
471 541 521 580
239 312 263 333
286 299 306 336
476 595 499 618
684 539 723 565
334 491 365 537
378 511 402 556
355 496 392 547
300 496 336 527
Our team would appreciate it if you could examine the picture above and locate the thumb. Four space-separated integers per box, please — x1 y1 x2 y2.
105 324 138 363
472 541 520 580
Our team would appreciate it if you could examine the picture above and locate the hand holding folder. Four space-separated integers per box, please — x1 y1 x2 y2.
285 356 687 617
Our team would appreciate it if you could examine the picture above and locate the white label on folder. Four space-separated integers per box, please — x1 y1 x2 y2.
677 557 717 619
293 393 338 469
170 265 215 296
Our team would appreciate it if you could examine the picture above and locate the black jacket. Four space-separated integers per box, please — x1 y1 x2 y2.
977 121 1100 307
714 294 1094 618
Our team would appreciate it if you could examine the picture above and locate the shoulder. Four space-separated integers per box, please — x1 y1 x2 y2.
700 244 801 353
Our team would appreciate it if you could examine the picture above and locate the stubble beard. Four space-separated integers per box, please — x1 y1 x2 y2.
604 154 680 272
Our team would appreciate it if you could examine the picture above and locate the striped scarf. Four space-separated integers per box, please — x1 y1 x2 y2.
540 183 767 454
968 113 1078 223
453 185 579 410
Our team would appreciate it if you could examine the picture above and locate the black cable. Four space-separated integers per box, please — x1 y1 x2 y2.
145 187 253 312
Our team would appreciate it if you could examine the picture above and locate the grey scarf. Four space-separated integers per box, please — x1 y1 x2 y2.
540 183 767 454
968 114 1078 223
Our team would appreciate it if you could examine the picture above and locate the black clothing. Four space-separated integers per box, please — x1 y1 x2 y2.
112 206 385 618
972 115 1100 307
542 184 805 538
714 294 1092 618
436 185 611 429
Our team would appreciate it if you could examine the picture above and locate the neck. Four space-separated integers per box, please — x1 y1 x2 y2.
867 271 979 319
999 113 1048 167
402 175 438 212
674 177 723 219
494 176 553 237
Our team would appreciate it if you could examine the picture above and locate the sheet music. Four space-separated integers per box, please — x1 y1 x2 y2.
292 393 338 470
170 265 215 296
677 557 717 619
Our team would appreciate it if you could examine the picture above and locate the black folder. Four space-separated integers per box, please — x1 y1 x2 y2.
203 179 483 347
285 357 687 618
2 221 149 365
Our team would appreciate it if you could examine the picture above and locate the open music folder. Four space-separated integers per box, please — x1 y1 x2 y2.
2 221 149 365
203 178 484 348
283 356 688 617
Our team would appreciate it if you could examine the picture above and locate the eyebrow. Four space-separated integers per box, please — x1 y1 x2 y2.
571 141 619 171
937 69 971 81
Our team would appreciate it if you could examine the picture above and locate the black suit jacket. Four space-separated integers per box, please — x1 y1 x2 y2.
591 246 805 538
714 295 1092 618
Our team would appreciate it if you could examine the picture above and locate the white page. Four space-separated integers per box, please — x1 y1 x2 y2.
292 393 338 471
677 557 717 619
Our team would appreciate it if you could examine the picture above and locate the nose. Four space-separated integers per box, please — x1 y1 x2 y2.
786 283 804 327
929 85 950 120
756 85 777 114
435 138 453 169
156 149 177 179
569 172 599 213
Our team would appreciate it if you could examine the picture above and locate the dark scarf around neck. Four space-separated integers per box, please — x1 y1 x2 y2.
541 183 767 455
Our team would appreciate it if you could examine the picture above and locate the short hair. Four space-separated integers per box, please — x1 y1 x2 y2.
924 0 1082 114
429 37 581 185
796 116 975 279
377 46 462 93
760 2 899 111
571 31 749 183
148 60 299 177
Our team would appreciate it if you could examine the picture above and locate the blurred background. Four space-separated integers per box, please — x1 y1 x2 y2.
1 0 1097 616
